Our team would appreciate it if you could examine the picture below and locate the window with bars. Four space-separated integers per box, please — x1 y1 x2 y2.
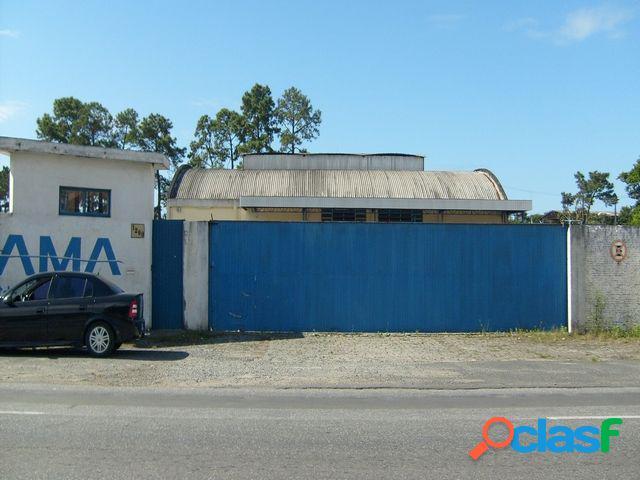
377 209 423 223
59 186 111 217
321 208 367 222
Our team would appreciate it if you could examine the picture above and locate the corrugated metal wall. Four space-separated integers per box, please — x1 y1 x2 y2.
209 222 567 332
152 220 184 329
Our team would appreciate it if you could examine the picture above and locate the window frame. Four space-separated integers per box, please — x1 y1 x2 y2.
59 186 111 218
49 274 88 300
31 278 53 301
8 276 53 303
321 208 367 222
377 209 423 223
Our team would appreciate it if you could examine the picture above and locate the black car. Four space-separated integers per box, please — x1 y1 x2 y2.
0 272 145 356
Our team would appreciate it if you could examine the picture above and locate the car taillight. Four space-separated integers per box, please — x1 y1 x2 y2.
128 299 139 320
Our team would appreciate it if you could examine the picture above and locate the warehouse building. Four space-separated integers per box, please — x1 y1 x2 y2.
167 153 531 223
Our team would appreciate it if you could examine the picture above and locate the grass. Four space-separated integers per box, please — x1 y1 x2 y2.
507 324 640 342
602 324 640 339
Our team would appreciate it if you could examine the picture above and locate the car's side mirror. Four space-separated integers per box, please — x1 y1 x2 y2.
3 296 14 306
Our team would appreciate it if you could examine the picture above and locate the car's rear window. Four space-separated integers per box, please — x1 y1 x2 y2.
50 276 87 299
84 278 118 298
100 277 124 294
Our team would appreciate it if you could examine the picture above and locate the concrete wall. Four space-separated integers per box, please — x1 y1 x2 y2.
570 225 640 331
168 205 506 224
182 221 208 330
0 151 156 326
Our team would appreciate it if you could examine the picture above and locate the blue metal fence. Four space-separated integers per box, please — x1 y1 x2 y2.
209 222 567 333
152 220 184 329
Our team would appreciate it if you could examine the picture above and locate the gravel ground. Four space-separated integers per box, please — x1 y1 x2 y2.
0 332 638 389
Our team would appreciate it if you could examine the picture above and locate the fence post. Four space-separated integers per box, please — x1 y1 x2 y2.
566 224 572 333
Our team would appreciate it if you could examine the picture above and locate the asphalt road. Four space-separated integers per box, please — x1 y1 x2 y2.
0 384 638 479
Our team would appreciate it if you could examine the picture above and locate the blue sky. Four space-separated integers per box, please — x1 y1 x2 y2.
1 0 639 213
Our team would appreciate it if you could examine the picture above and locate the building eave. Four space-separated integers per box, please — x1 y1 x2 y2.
236 196 532 212
0 136 170 169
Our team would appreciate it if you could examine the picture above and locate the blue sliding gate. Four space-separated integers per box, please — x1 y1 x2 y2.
152 220 184 329
209 222 567 333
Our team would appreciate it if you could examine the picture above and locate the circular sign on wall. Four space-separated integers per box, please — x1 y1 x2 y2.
610 240 627 262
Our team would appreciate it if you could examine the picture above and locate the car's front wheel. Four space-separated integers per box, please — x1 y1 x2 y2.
85 322 115 357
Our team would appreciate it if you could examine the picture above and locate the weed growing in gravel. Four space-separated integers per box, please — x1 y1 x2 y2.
579 292 640 339
585 292 610 334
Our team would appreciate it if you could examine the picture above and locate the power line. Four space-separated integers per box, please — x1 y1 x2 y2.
502 185 559 197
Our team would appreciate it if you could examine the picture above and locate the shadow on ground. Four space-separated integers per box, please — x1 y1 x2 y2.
0 347 189 361
134 330 304 349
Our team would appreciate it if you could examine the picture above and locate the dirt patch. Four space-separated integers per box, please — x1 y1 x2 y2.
0 332 638 389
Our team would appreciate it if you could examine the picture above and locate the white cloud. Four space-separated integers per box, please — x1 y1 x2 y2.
0 29 20 38
504 17 548 39
505 17 538 32
0 101 27 123
427 14 464 28
508 5 634 44
559 6 633 41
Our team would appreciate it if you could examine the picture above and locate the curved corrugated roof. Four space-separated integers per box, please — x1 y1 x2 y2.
169 167 508 201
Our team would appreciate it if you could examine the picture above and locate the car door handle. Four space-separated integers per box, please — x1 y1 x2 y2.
36 308 45 314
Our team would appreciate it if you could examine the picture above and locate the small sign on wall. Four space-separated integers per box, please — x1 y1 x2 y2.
131 224 145 239
610 239 627 262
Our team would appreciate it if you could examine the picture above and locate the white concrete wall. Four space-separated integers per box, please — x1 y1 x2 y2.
570 225 640 331
0 151 156 327
182 221 209 330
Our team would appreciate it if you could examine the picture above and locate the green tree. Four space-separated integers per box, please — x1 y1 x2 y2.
36 97 85 144
239 84 278 153
0 166 9 211
275 86 322 153
561 171 617 224
618 205 632 224
619 158 640 202
76 102 115 147
36 97 115 147
213 108 245 169
189 115 219 168
137 114 186 219
619 158 640 225
113 108 139 149
190 109 246 169
560 192 577 223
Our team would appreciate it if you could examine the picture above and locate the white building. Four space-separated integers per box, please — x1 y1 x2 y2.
0 136 168 327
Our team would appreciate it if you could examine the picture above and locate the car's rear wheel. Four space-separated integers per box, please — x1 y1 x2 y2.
85 322 115 357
